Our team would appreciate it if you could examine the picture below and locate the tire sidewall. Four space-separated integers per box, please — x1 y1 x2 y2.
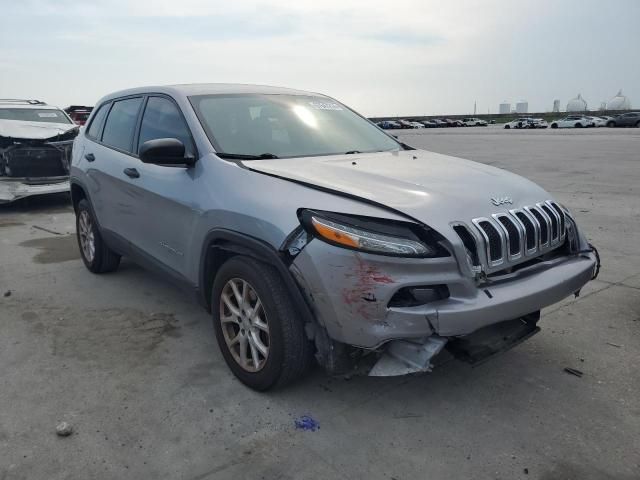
211 257 287 390
76 199 102 272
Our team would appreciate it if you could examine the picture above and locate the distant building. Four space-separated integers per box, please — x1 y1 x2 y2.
567 93 587 112
499 102 511 114
606 89 631 110
515 100 528 114
552 99 560 113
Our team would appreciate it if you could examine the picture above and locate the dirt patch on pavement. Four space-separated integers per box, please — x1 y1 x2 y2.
0 220 25 227
19 234 79 263
19 306 181 368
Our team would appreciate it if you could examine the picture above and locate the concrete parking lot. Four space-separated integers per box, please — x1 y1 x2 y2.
1 127 638 480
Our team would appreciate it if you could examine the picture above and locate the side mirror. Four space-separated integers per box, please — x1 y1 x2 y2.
139 138 194 166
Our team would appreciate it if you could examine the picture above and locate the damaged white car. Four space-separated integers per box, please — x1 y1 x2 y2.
0 99 78 203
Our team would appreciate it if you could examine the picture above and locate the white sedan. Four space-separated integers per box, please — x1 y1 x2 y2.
585 116 607 127
549 116 589 129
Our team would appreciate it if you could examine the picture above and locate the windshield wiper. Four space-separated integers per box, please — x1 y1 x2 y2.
216 152 279 160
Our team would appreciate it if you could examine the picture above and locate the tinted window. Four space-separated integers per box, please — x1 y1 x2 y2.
102 97 143 152
86 103 109 139
138 97 194 155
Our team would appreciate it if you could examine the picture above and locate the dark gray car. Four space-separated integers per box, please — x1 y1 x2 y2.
606 112 640 127
70 84 599 390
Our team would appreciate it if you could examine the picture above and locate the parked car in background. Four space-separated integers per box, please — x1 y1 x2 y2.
408 121 425 128
549 116 589 129
70 83 598 390
606 112 640 128
420 120 437 128
377 120 402 130
584 116 606 128
462 118 487 126
397 119 415 129
65 105 94 126
505 118 548 129
431 119 448 128
0 99 78 203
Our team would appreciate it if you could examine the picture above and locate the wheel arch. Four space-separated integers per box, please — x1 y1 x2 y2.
70 180 88 213
198 229 316 327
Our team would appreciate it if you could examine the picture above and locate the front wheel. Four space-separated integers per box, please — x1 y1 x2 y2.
607 121 615 128
76 199 121 273
551 123 558 129
504 125 510 129
211 256 314 390
575 123 583 128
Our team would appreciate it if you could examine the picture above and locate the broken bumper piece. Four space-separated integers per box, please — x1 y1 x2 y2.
369 336 448 376
368 314 540 376
0 178 69 203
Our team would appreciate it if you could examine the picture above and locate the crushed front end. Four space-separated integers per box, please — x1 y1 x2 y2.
0 131 76 203
285 203 599 377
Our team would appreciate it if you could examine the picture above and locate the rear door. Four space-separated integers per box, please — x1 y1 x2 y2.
88 96 145 246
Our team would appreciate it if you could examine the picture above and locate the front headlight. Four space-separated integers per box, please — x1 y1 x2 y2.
299 209 447 258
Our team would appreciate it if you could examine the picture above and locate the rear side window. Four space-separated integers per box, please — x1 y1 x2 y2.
101 97 143 152
86 103 109 139
137 97 195 156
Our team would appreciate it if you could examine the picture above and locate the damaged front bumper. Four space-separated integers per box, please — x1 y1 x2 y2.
291 234 597 376
0 177 70 203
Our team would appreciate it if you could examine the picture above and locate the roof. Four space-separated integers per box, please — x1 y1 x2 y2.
97 83 327 104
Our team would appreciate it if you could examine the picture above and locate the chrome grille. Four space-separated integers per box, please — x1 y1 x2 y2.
458 200 567 271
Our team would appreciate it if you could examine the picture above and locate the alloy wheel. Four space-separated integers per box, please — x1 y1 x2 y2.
219 278 270 372
78 210 95 262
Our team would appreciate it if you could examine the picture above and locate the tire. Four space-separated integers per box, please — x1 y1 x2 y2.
211 256 314 390
635 121 640 128
504 125 510 129
76 199 121 273
575 123 583 128
551 123 558 129
607 121 615 128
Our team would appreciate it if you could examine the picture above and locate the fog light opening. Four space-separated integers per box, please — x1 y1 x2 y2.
387 285 449 308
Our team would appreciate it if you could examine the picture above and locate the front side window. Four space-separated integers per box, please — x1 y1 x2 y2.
101 97 143 152
0 108 71 124
189 94 400 159
138 97 195 156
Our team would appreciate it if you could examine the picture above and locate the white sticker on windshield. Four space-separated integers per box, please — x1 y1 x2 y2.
38 112 59 118
308 101 343 111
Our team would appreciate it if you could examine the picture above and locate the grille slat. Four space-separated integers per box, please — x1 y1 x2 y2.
515 211 536 251
497 216 521 256
529 208 549 245
458 200 567 272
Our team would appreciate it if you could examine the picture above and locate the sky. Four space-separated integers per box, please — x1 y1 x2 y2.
1 0 638 117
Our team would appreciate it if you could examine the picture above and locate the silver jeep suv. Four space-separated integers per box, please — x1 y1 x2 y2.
71 84 599 390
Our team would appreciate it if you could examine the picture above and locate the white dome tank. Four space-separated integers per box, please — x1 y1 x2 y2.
606 90 631 110
567 93 587 112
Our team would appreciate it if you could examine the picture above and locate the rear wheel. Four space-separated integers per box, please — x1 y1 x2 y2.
76 199 121 273
211 256 314 390
504 125 510 129
575 123 583 128
607 121 615 128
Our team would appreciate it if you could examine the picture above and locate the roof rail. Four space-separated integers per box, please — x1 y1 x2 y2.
0 99 47 105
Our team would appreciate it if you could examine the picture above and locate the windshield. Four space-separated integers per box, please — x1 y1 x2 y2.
189 94 400 159
0 108 72 124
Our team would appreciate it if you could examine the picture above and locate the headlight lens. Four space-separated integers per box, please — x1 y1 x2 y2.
300 210 444 257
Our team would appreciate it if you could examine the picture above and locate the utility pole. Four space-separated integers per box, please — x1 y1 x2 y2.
474 101 477 116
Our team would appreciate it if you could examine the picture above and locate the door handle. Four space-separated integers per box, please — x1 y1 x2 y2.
85 153 95 162
123 168 140 179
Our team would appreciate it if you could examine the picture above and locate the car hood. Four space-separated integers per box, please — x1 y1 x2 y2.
242 150 551 231
0 119 78 140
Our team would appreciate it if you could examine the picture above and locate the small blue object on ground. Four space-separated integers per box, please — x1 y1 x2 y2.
294 415 320 431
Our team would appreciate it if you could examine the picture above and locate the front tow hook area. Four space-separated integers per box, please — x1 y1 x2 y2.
369 336 448 376
445 312 540 366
